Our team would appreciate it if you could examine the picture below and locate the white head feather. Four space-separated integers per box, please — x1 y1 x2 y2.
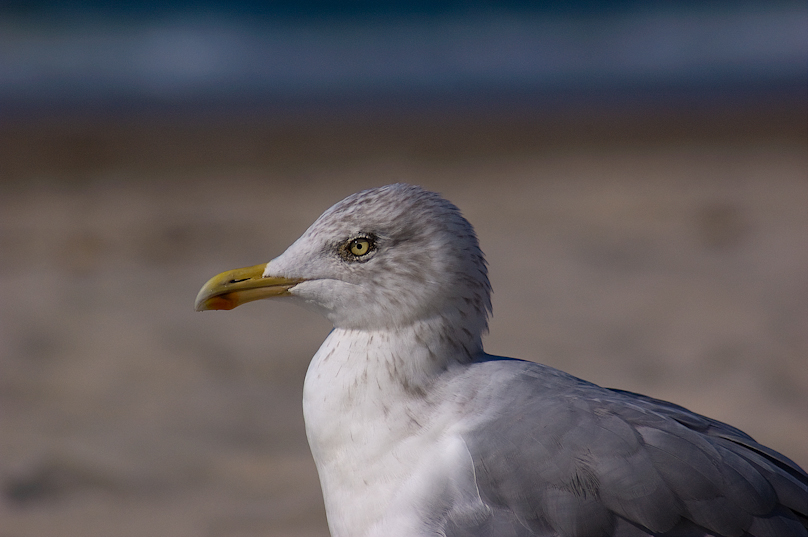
266 183 492 359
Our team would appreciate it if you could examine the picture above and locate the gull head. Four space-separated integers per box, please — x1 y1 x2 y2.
196 184 492 340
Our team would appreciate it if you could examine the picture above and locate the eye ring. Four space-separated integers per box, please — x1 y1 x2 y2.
341 235 376 261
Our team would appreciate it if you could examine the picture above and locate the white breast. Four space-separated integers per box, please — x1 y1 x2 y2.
302 328 488 537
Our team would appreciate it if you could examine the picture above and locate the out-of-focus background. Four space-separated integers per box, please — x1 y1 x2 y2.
1 1 806 536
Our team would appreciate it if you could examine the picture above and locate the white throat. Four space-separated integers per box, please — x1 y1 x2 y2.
302 323 482 537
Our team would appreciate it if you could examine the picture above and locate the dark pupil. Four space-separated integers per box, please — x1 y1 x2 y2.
354 240 366 253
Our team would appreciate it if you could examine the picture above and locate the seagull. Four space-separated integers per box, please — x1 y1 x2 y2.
195 184 807 537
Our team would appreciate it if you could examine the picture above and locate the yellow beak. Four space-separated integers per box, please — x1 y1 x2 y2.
194 264 305 311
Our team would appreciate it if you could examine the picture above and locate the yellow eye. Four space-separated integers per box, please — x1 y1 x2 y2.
349 238 372 257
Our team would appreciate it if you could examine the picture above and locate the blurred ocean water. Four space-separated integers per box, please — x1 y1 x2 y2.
1 2 806 113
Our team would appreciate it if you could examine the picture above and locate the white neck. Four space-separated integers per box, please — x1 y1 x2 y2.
302 321 481 536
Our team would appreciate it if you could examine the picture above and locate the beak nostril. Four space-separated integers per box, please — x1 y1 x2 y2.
230 278 250 284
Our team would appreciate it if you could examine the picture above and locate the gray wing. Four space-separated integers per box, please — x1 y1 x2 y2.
445 359 808 537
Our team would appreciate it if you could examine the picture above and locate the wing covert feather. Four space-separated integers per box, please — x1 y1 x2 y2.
452 360 807 537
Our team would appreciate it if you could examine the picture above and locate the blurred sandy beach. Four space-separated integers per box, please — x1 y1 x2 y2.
1 2 807 535
0 102 806 536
